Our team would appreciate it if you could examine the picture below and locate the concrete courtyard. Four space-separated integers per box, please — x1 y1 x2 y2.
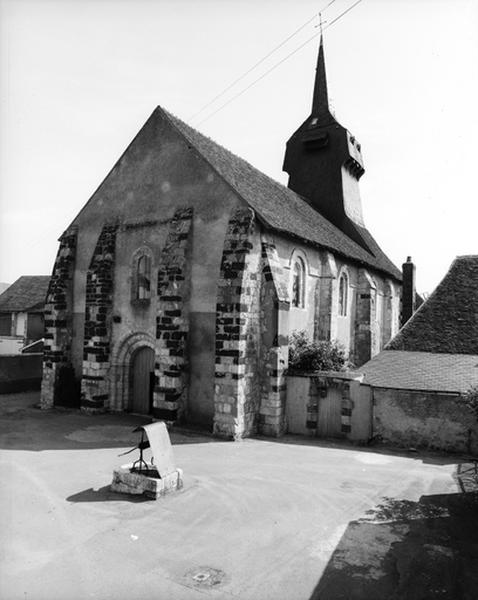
1 392 477 600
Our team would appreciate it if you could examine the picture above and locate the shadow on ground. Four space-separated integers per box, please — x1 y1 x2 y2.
1 392 470 469
66 485 152 503
309 487 478 600
253 432 463 468
0 392 219 451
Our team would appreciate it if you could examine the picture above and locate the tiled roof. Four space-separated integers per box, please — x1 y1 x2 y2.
361 350 478 394
387 255 478 354
162 109 402 281
0 276 50 312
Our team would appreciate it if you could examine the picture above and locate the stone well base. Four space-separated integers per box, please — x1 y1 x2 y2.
111 463 183 499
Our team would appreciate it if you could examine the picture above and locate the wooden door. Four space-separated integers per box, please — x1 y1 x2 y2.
317 388 343 438
285 376 310 435
131 346 155 414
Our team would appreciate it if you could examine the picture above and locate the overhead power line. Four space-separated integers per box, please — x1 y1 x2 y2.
15 1 362 264
326 0 363 28
196 0 364 126
188 0 339 122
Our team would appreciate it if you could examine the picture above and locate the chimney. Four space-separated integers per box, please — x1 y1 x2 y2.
401 256 416 326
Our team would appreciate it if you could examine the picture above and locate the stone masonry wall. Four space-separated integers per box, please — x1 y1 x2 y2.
81 224 117 411
153 207 193 423
259 235 290 436
373 387 478 454
41 227 77 409
300 375 352 436
0 354 43 394
286 373 370 441
304 376 321 434
214 208 262 439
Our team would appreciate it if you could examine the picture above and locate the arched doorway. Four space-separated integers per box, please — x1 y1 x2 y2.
130 346 155 414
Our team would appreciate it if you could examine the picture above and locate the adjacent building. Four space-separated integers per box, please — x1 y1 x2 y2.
0 276 50 355
361 255 478 453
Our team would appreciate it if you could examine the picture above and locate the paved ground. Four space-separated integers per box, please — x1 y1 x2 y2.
1 392 477 600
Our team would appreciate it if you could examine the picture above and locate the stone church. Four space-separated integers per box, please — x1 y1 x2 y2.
41 37 405 439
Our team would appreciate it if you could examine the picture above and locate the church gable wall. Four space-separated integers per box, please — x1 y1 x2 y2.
112 228 164 351
43 109 247 421
69 110 243 238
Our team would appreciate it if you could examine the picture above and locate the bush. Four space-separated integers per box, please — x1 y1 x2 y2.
463 386 478 422
288 331 349 372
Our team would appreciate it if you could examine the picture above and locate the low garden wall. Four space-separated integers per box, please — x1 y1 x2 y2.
286 372 372 442
0 353 43 394
373 387 478 455
285 372 478 455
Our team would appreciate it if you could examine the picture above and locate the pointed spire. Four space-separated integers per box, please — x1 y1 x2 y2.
312 35 329 116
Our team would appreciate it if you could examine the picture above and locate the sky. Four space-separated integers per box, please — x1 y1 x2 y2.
0 0 477 295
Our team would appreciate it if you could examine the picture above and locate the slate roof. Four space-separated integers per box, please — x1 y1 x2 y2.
387 255 478 354
361 350 478 394
0 276 50 312
162 108 402 282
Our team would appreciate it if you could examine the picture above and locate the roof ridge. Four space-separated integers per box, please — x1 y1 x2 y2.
0 275 50 312
161 107 303 202
362 349 478 394
159 106 402 281
387 255 478 354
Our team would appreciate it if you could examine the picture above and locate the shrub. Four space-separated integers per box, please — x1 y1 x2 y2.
463 385 478 422
288 330 349 372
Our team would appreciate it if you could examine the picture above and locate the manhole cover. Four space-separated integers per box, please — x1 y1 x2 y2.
184 566 226 588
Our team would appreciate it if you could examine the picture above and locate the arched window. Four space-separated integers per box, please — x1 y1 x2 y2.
137 255 151 299
292 258 305 308
132 250 152 303
338 271 348 316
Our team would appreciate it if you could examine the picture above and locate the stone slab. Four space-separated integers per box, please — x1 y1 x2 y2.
135 421 177 477
110 463 183 499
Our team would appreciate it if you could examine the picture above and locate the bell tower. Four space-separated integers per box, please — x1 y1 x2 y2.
283 36 371 252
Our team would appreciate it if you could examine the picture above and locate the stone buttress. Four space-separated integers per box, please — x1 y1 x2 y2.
259 235 290 436
315 252 338 342
41 227 78 408
354 268 378 366
81 223 118 411
214 208 262 439
153 207 193 423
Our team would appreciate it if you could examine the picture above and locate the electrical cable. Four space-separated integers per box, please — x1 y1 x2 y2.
188 0 339 122
196 0 363 126
326 0 363 29
17 0 362 258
